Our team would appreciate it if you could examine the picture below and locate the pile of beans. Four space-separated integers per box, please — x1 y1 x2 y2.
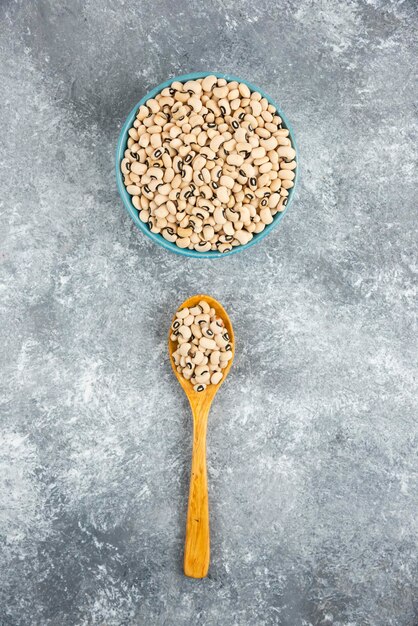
121 75 296 253
171 300 232 391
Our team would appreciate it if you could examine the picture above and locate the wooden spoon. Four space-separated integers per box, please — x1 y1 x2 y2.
168 294 235 578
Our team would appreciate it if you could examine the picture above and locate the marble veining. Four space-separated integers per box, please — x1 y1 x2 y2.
0 0 417 624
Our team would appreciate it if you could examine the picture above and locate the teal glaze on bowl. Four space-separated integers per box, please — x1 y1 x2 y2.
115 72 299 258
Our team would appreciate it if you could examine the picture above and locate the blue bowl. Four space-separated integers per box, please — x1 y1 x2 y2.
115 72 299 258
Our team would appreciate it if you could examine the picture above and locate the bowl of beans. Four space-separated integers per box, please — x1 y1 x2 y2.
116 72 298 257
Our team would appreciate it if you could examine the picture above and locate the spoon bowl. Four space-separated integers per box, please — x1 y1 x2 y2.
169 294 235 578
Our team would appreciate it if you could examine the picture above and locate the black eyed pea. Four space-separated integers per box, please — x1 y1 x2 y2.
162 227 177 242
210 134 226 152
189 216 204 233
132 196 141 210
202 75 217 92
211 371 223 385
234 230 252 245
210 350 221 364
258 173 272 189
238 82 251 98
195 241 211 252
156 218 168 230
177 226 193 238
193 383 206 392
250 100 263 117
198 300 210 314
139 209 150 223
216 186 230 204
192 349 205 365
183 314 194 327
218 243 232 253
130 161 148 175
214 207 227 225
148 216 160 233
203 225 215 241
278 169 295 181
220 175 235 189
281 160 297 171
206 99 221 116
239 206 251 223
197 131 208 146
254 221 266 234
146 98 160 114
188 96 203 112
215 333 228 348
218 98 231 116
201 325 215 339
268 193 281 209
156 183 171 196
195 311 210 323
184 80 202 95
274 128 289 137
195 372 211 384
252 146 266 160
223 220 235 236
178 342 191 356
126 184 142 196
128 128 139 141
176 236 191 249
277 197 288 211
225 207 240 223
227 88 240 100
260 136 278 151
193 155 206 171
277 146 296 160
260 207 274 224
276 136 291 146
154 206 169 219
121 158 132 175
195 364 210 378
177 307 189 320
270 178 282 192
148 167 164 180
213 85 229 99
259 162 273 174
281 179 294 189
224 138 236 152
200 337 218 350
137 105 150 120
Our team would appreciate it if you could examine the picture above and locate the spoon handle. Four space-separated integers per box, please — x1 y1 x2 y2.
184 401 211 578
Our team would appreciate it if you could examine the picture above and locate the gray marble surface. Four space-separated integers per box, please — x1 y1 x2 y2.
1 1 417 624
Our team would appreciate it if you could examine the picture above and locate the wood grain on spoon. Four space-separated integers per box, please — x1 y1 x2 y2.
168 294 235 578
